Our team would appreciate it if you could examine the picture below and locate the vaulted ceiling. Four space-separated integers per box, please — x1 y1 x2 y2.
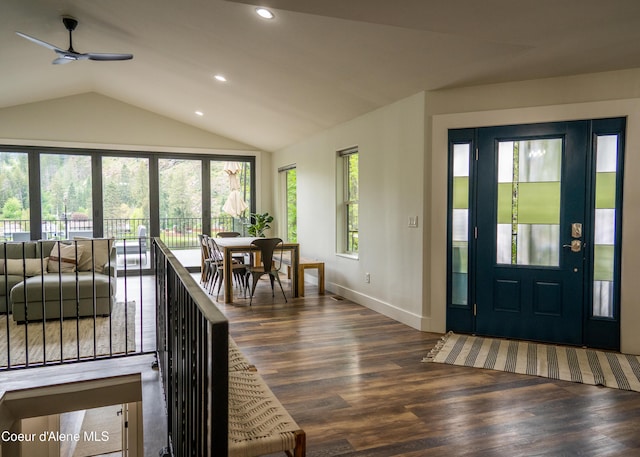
2 0 640 151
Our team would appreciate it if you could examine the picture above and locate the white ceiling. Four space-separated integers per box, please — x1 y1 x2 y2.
2 0 640 151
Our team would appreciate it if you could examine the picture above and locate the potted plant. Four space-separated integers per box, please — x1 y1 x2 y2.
245 212 273 237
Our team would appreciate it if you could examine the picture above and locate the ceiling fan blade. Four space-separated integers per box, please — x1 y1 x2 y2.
87 52 133 61
16 31 65 53
52 56 76 65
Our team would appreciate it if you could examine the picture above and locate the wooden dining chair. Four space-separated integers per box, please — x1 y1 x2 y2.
200 234 219 291
207 236 246 298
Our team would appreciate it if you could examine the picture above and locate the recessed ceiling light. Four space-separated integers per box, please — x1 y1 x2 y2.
256 7 274 19
195 111 204 116
214 74 227 82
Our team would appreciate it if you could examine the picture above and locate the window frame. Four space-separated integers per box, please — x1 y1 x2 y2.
0 145 256 272
337 147 359 257
278 164 297 243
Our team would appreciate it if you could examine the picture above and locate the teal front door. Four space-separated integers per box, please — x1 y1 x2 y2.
448 118 624 350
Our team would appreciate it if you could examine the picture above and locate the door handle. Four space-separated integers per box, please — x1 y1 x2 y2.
563 240 582 252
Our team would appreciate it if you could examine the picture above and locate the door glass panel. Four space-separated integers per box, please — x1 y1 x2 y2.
593 135 618 318
159 159 202 249
451 143 470 305
102 157 150 239
496 139 562 266
211 160 252 234
41 154 92 240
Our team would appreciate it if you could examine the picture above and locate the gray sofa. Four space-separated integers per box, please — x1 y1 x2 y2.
0 239 117 323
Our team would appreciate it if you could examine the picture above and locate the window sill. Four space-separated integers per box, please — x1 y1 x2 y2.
336 252 359 261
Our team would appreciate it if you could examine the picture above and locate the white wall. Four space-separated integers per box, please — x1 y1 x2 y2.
0 91 272 218
0 92 254 151
273 93 427 328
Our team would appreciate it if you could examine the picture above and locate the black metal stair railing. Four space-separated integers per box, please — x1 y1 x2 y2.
0 239 149 371
155 238 228 457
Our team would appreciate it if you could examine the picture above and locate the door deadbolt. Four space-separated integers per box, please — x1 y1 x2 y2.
571 223 582 238
563 240 582 252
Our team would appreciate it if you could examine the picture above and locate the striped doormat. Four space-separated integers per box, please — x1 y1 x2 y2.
424 332 640 392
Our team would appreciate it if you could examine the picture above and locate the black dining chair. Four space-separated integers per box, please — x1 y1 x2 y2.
244 237 287 305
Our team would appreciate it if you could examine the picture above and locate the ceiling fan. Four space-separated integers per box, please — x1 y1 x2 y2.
16 16 133 65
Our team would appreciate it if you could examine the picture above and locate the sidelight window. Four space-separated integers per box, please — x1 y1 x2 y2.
451 143 470 305
592 135 619 318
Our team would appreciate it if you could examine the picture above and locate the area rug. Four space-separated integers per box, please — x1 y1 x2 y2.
0 301 137 368
424 332 640 392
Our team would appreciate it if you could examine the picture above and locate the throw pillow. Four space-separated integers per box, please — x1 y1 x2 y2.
74 238 114 274
48 243 84 273
0 258 49 276
74 239 95 272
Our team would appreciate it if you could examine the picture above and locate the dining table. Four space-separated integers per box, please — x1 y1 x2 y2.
214 237 300 304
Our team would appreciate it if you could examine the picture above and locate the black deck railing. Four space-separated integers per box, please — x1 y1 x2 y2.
1 216 245 250
155 238 228 457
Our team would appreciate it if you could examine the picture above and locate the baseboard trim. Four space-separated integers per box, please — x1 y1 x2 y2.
328 282 430 331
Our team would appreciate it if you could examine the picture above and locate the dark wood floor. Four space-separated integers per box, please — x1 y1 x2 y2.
4 271 640 456
216 285 640 457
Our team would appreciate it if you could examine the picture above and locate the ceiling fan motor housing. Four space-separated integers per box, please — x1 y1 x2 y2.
62 16 78 32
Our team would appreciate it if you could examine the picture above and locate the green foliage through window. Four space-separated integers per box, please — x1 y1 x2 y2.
343 151 358 253
286 168 297 242
0 150 254 248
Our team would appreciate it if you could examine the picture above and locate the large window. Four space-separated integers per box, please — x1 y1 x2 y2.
279 165 297 242
0 146 256 269
337 148 358 255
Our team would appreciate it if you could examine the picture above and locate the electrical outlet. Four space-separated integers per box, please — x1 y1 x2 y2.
408 216 418 228
365 273 370 283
